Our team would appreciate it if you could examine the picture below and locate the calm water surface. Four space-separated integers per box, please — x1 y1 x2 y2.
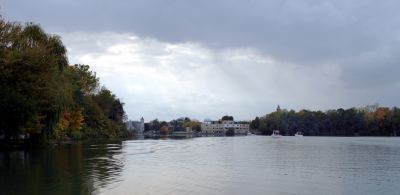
1 136 400 195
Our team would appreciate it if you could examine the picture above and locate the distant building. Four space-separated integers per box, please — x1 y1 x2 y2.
201 119 249 135
126 117 145 134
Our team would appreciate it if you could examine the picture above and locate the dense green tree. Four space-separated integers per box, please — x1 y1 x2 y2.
149 119 161 131
0 19 68 142
182 120 201 131
252 105 400 136
168 117 200 132
391 107 400 136
0 17 129 145
221 116 234 121
250 117 260 129
0 87 35 139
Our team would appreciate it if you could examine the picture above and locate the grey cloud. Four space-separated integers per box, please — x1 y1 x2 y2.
341 45 400 89
2 0 400 120
3 0 399 61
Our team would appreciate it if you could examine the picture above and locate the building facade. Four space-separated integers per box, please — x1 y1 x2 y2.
201 120 249 135
126 117 145 134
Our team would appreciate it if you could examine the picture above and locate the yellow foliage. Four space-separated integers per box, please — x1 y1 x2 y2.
61 112 71 129
182 120 200 128
70 110 84 131
54 112 70 139
160 125 169 134
299 110 306 116
54 110 84 139
365 111 375 122
374 107 390 121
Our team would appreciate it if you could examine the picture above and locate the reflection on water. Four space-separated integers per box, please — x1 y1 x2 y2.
0 140 125 195
1 137 400 195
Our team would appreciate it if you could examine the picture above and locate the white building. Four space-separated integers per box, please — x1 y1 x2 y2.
201 120 249 135
126 117 145 134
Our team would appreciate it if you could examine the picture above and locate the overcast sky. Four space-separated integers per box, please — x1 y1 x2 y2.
2 0 400 121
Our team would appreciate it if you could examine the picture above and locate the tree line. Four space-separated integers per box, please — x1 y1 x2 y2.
145 117 201 134
0 17 128 145
250 105 400 136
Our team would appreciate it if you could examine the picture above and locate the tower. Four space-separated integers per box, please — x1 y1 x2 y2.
140 117 145 133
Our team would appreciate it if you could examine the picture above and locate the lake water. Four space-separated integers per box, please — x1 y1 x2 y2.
1 136 400 195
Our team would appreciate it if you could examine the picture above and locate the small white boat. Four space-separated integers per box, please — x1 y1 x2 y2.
247 132 255 136
271 130 282 138
294 131 303 137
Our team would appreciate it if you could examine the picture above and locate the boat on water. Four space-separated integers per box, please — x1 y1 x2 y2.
271 130 282 138
247 132 255 136
294 131 304 137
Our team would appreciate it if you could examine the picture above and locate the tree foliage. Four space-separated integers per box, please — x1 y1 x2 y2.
252 105 400 136
160 125 169 135
221 116 234 121
165 117 201 132
0 17 128 145
182 120 201 132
